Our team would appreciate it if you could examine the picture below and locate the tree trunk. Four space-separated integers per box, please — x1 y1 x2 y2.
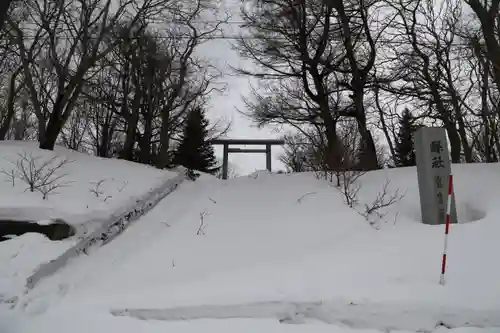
0 70 20 140
324 127 343 170
120 70 142 160
374 85 396 162
318 101 342 170
455 111 473 163
444 75 473 162
39 105 63 150
39 116 65 150
120 112 139 161
443 121 462 163
139 128 151 164
39 93 69 150
334 0 377 170
39 73 83 150
98 120 111 157
493 130 500 162
356 119 379 170
139 99 153 164
157 110 171 169
354 89 378 170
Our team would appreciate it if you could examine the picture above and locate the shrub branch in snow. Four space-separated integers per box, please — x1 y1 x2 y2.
336 169 365 208
89 179 112 201
3 152 74 199
296 192 317 203
1 168 16 187
362 180 405 224
117 181 128 193
319 168 404 226
197 210 208 236
37 180 70 200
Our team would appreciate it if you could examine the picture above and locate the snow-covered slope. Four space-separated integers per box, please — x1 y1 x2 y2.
0 141 179 304
0 141 177 222
1 142 499 333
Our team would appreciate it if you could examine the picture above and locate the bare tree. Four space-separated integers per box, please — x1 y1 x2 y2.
383 0 474 162
465 0 500 94
77 1 227 168
458 14 500 162
332 0 393 169
84 72 121 157
155 0 226 168
237 0 393 170
236 0 350 170
6 0 173 150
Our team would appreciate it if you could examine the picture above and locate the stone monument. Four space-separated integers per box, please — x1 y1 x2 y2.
414 127 457 225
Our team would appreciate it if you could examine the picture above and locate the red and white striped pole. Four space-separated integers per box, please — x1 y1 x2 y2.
439 174 453 285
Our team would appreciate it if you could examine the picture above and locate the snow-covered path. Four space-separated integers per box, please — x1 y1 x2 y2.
15 178 210 314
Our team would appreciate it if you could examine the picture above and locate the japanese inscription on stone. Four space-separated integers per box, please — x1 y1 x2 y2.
414 127 457 225
430 139 446 222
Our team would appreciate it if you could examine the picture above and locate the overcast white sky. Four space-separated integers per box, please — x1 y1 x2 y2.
195 0 287 176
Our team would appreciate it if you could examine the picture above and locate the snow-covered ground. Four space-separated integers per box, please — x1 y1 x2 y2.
0 141 179 304
1 141 499 333
0 141 177 223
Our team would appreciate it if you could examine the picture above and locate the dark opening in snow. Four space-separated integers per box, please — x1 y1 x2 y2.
0 219 75 242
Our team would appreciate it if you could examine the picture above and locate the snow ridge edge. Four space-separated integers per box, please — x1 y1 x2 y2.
25 167 189 289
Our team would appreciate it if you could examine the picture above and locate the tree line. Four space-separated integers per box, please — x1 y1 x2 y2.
1 0 498 176
235 0 500 172
0 0 223 176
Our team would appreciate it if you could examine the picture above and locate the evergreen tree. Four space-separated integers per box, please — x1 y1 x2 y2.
394 108 417 167
173 107 219 179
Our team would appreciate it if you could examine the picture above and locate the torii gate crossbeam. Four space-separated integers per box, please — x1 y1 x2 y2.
209 138 285 179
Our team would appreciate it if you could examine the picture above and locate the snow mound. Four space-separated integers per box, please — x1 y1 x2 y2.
0 141 176 224
246 169 273 179
0 140 179 302
354 165 496 225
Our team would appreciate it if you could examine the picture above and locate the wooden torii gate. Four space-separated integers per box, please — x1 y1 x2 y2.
209 138 285 179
